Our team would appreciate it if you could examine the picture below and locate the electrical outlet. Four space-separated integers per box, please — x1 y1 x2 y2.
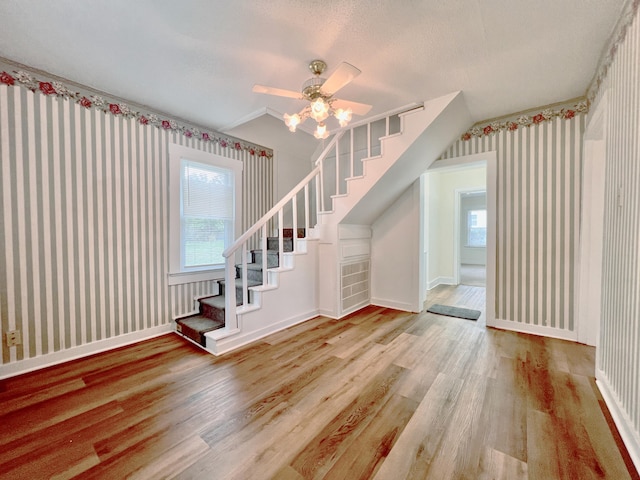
6 330 21 347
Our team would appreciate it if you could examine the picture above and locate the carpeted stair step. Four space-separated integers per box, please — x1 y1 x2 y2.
250 249 280 268
219 277 262 305
199 295 226 322
234 263 265 282
176 314 224 346
267 236 294 252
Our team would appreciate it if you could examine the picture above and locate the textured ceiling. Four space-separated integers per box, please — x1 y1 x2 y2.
0 0 626 139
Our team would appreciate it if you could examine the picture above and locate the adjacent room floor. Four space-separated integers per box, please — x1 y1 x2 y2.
460 263 486 287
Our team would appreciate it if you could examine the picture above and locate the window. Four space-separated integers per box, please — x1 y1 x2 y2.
467 209 487 247
181 160 233 268
169 144 242 285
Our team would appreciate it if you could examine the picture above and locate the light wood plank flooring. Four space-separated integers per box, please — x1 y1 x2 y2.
0 285 637 479
460 263 486 287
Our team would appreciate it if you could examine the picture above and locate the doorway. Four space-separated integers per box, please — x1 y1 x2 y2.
424 152 497 326
457 190 487 287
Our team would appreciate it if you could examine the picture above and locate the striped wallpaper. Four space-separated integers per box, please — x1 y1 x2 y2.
439 111 584 336
0 73 273 366
591 0 640 463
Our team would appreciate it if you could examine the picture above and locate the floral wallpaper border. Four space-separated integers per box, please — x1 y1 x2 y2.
587 0 640 103
460 99 588 141
0 64 273 159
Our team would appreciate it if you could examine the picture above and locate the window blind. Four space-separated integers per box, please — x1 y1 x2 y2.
182 159 234 219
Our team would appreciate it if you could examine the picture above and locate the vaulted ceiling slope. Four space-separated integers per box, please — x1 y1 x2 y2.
0 0 626 137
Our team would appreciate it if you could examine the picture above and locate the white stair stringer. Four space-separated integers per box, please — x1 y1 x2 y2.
324 91 471 226
205 238 319 355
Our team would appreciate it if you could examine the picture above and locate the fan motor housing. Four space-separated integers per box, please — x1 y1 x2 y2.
302 76 327 100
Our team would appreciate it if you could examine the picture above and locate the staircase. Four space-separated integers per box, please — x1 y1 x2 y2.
174 91 472 355
175 234 295 347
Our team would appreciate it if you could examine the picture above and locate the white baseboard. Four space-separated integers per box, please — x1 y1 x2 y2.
318 308 339 319
371 297 419 313
490 318 577 341
596 370 640 475
206 310 319 355
427 276 456 290
0 324 174 380
340 302 370 318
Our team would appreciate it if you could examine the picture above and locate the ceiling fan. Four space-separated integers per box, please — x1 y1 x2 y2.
253 60 372 138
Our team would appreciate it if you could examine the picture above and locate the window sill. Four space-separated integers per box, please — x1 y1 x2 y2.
167 268 224 286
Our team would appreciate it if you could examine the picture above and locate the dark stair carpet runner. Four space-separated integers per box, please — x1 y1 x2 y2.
176 234 296 347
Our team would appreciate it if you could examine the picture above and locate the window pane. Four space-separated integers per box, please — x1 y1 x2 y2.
181 159 235 268
183 217 230 267
468 209 487 247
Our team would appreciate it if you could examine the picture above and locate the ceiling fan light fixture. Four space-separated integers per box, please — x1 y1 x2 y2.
334 108 352 127
284 112 302 132
310 98 329 122
314 122 329 139
256 60 370 139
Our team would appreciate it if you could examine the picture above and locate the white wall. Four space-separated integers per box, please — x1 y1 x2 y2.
226 114 318 226
371 179 422 312
426 166 486 285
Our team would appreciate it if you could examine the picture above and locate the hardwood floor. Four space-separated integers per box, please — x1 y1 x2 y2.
1 285 637 479
459 263 486 287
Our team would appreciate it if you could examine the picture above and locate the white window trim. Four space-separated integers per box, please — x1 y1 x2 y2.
168 143 243 286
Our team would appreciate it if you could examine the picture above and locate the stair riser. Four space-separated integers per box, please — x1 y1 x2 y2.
200 303 225 322
251 251 280 268
176 315 224 346
235 266 264 282
219 282 253 305
179 325 207 346
267 237 294 252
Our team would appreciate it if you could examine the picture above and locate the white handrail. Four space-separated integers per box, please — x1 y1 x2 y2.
330 102 423 134
313 130 346 167
223 165 320 258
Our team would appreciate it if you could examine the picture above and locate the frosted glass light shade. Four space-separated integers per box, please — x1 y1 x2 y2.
310 98 329 122
334 108 352 127
314 122 329 139
284 113 301 132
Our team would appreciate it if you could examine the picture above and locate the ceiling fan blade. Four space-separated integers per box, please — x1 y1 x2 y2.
332 98 372 116
320 62 361 96
252 84 302 99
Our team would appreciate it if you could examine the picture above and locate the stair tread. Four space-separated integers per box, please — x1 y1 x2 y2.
235 263 266 271
176 314 224 334
199 295 226 309
219 278 262 287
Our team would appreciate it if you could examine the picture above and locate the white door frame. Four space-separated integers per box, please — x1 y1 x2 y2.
427 151 497 326
577 92 608 347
